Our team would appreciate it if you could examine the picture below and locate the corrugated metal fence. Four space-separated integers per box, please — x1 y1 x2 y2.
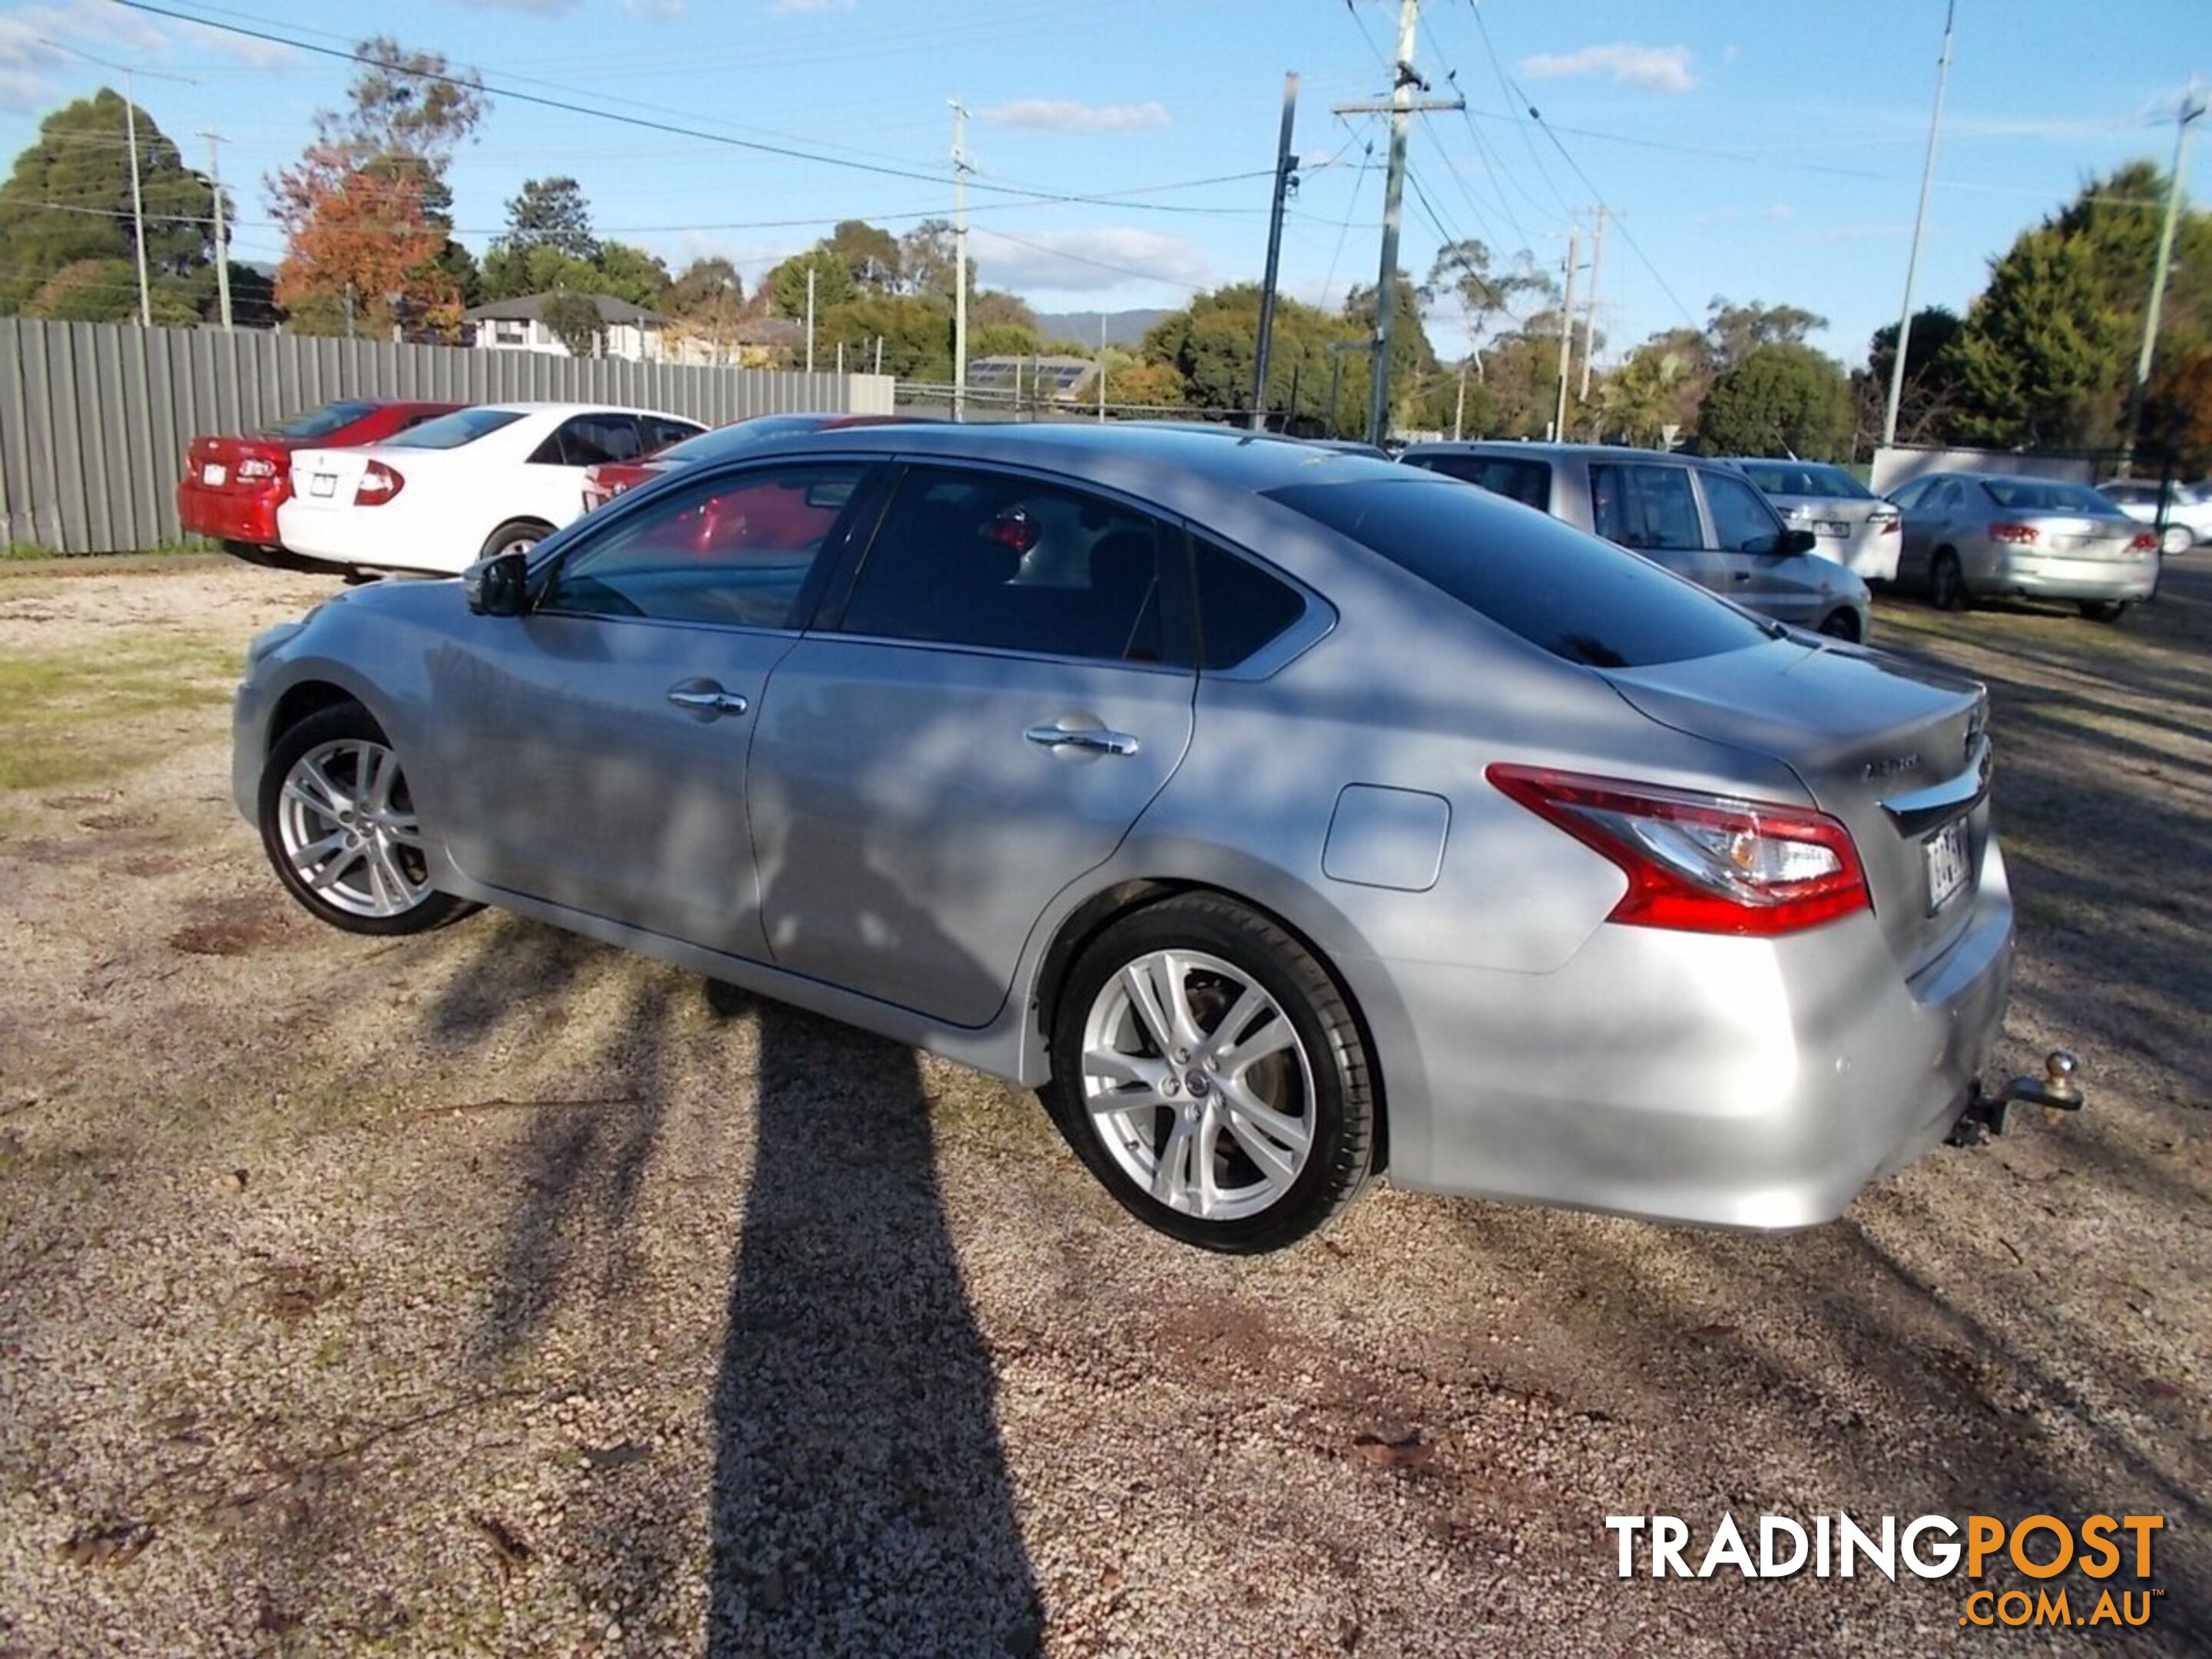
0 319 896 554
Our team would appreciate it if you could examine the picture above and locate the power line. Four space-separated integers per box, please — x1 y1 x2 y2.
967 225 1209 293
1462 0 1573 218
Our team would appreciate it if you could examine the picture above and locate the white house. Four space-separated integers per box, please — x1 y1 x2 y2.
463 293 672 363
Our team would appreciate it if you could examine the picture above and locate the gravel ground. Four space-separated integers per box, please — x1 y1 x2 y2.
0 555 2205 1657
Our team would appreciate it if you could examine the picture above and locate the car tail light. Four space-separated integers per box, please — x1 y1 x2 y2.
1870 509 1900 535
237 455 277 482
1988 521 2039 545
354 460 405 505
2128 530 2157 553
1487 764 1871 936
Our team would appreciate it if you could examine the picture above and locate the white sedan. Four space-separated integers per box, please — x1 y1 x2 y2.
2096 478 2212 555
276 402 704 576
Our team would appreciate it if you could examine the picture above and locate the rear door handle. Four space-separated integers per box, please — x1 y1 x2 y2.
1025 722 1140 757
667 684 749 719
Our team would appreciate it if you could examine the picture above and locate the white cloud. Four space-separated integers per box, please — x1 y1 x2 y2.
624 0 686 17
1759 204 1793 221
767 0 855 12
435 0 579 12
1519 43 1697 94
980 98 1171 134
0 0 293 101
973 226 1207 293
0 66 51 112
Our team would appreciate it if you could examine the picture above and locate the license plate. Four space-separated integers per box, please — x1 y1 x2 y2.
310 473 336 498
1925 818 1970 914
200 462 225 486
1815 519 1850 537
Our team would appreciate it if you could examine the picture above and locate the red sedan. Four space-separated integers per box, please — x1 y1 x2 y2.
179 399 459 560
580 412 921 512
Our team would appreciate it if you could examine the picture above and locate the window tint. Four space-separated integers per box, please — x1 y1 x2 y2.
532 414 645 467
1590 462 1702 551
385 408 526 450
1886 477 1930 510
839 467 1164 663
1700 470 1785 554
1981 477 2122 515
1267 475 1770 669
265 400 379 441
1190 535 1306 669
1410 452 1552 510
657 414 828 465
642 416 704 453
543 463 865 628
1741 461 1870 499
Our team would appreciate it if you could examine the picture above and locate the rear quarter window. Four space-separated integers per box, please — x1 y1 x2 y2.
1407 452 1552 510
1267 475 1770 669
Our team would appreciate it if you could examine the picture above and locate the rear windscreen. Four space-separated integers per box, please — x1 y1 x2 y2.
264 400 379 440
1981 478 2121 515
383 409 527 450
1266 476 1771 668
1408 452 1552 509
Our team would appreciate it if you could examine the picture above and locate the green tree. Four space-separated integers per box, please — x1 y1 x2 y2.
1426 239 1557 352
768 247 856 317
1141 284 1374 435
499 176 597 260
591 241 671 308
667 256 743 318
0 89 220 320
897 218 972 299
1855 306 1965 449
1941 163 2212 449
971 322 1039 359
972 288 1037 333
1706 296 1826 370
539 291 604 357
815 293 954 380
1694 341 1853 459
1593 339 1693 447
821 219 900 290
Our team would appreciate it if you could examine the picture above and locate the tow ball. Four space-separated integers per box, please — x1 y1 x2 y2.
1949 1050 2085 1145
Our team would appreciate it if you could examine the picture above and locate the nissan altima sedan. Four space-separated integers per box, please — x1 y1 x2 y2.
235 425 2014 1253
1888 470 2161 621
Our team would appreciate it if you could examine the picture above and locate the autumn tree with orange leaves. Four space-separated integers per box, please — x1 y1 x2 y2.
268 36 488 339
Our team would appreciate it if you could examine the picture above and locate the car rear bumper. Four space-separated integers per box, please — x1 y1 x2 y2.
1364 836 2015 1227
1969 548 2159 601
178 479 281 545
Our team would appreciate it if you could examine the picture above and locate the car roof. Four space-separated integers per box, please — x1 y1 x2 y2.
1399 439 1717 465
472 401 697 420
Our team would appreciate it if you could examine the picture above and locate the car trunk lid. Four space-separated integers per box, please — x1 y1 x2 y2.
187 434 293 496
1603 637 1990 977
2012 512 2138 560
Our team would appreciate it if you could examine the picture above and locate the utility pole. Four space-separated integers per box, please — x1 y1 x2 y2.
1250 71 1300 430
1453 361 1467 440
201 131 231 329
1553 228 1579 440
950 98 971 422
1579 206 1607 401
343 282 356 341
1882 0 1955 451
805 265 816 373
2122 77 2206 468
873 335 883 376
1098 313 1108 422
123 74 150 326
1334 2 1462 445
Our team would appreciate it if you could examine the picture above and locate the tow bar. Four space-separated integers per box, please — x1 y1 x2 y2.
1949 1050 2085 1145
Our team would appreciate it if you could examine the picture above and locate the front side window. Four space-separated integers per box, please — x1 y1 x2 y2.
542 463 867 628
837 467 1164 664
1700 470 1786 555
1589 462 1702 551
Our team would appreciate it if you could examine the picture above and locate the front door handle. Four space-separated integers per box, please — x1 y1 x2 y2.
667 685 749 718
1025 721 1140 757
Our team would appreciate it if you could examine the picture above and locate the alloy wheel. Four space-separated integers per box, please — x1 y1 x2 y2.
1079 949 1316 1221
275 737 433 919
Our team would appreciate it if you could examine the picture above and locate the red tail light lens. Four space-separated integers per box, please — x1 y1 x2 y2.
1487 764 1871 936
1988 522 2038 545
354 460 406 506
2128 531 2157 552
1873 512 1900 535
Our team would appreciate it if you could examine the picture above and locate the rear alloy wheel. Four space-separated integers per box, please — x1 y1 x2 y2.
480 518 551 562
1047 894 1374 1253
2160 523 2191 557
1816 608 1862 642
259 704 475 935
2078 599 2131 624
1929 548 1970 611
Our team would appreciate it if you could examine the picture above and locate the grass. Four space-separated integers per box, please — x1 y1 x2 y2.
3 538 216 565
0 633 240 793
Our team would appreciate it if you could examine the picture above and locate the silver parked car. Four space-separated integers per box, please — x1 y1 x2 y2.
1400 441 1873 641
1888 470 2161 621
2095 476 2212 555
235 425 2015 1252
1730 458 1902 581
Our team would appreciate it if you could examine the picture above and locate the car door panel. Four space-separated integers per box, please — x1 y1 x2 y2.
1588 461 1725 594
1697 468 1825 624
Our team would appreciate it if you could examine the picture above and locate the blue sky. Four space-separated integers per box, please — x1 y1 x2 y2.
1 0 2206 366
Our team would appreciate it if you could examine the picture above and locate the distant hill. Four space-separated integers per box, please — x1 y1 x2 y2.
1033 309 1173 349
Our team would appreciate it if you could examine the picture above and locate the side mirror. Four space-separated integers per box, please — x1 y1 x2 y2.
1779 527 1819 557
465 549 531 616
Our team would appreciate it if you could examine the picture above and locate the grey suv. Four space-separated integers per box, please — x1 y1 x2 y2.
1400 442 1873 641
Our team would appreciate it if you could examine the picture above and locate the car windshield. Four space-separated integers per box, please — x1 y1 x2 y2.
1740 461 1872 499
382 408 528 450
1267 475 1772 668
1979 478 2119 515
654 415 830 465
263 400 379 441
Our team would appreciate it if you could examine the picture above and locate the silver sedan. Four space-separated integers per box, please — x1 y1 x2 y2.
235 425 2015 1252
1889 470 2161 621
1732 459 1902 581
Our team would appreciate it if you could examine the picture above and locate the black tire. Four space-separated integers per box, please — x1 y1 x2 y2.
221 538 277 568
1816 608 1862 642
1044 893 1375 1253
2078 599 2131 624
479 518 553 561
257 703 477 936
1929 548 1970 611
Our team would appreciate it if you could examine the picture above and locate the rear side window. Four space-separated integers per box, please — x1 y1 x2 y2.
1409 452 1551 509
1590 462 1702 551
385 408 526 450
266 399 379 440
531 415 645 467
1190 535 1306 669
1267 476 1770 669
641 416 705 452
